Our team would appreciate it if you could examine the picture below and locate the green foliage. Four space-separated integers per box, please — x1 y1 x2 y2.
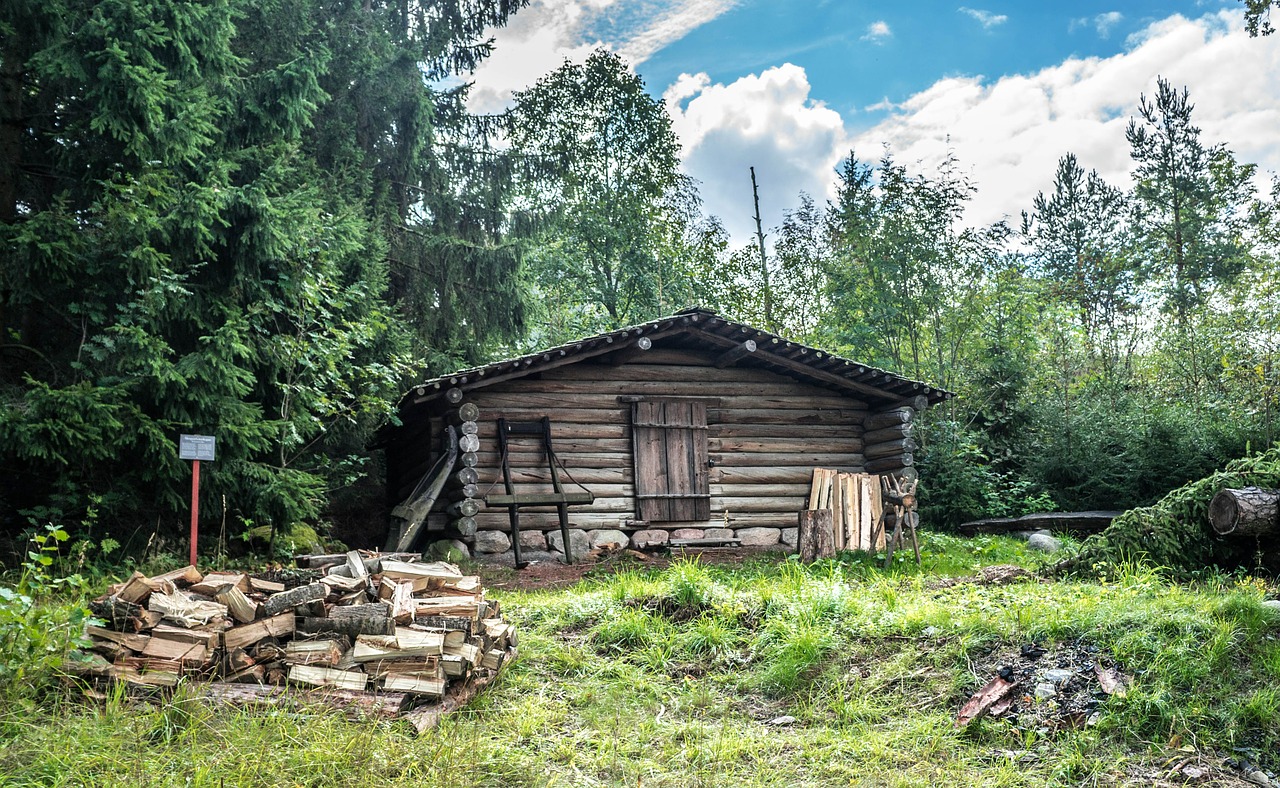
1056 445 1280 577
0 524 92 689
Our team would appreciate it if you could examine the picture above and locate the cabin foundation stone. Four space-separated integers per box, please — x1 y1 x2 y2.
631 529 669 550
737 527 782 546
473 531 511 554
671 528 705 540
547 529 590 556
589 529 629 550
518 530 547 551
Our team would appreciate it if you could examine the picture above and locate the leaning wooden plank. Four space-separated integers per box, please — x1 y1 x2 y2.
193 683 408 719
404 645 517 735
831 469 845 551
222 612 296 652
288 664 368 691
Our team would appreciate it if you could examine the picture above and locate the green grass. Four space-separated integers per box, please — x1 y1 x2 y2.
1 533 1277 787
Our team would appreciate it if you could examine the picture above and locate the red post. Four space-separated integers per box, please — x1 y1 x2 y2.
189 459 200 567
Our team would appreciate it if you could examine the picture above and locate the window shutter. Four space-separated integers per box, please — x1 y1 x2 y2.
631 400 710 522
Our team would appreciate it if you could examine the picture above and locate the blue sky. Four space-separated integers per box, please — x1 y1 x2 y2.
469 1 1280 243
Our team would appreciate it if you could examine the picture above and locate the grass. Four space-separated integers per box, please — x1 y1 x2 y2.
1 533 1278 786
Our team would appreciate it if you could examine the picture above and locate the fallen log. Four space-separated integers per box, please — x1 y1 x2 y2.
1209 487 1279 537
957 511 1122 537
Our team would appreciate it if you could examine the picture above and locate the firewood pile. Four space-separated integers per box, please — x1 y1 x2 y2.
71 551 517 733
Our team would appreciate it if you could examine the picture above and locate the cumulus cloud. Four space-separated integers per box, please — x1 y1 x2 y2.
959 7 1009 29
665 65 850 241
466 0 738 113
847 10 1280 227
862 20 892 43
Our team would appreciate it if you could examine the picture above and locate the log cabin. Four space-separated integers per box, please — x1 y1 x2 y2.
382 308 952 564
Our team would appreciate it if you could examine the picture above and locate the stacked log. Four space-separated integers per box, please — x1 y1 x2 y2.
73 552 516 728
445 401 482 538
861 396 926 474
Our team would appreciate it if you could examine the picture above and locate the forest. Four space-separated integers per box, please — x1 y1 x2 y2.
1 0 1278 553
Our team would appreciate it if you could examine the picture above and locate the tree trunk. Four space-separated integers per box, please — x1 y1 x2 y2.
1209 487 1279 536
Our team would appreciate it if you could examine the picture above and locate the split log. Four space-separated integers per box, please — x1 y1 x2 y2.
262 583 327 617
798 509 836 563
89 596 143 630
298 603 395 640
1209 487 1279 536
215 585 260 624
404 645 517 735
151 565 204 588
222 612 296 651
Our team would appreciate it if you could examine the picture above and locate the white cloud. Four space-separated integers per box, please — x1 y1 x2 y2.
862 20 892 43
465 0 738 113
847 10 1280 228
1093 11 1124 37
666 64 850 242
959 7 1009 29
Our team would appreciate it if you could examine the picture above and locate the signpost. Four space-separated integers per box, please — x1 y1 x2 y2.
178 434 216 567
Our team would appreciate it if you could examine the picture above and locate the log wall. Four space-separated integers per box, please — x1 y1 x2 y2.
399 356 871 540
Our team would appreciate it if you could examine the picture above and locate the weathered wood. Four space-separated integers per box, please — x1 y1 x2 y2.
404 645 517 735
151 565 204 588
222 612 296 651
89 596 143 630
451 467 479 486
449 516 478 536
262 582 327 617
957 511 1122 536
863 438 917 459
955 674 1017 728
1209 487 1279 536
447 499 481 517
288 664 369 691
484 491 594 506
457 433 481 453
215 585 260 624
456 402 480 422
460 452 479 468
711 437 863 453
713 340 756 368
444 387 464 404
865 454 913 473
862 424 913 444
294 552 418 570
863 409 913 431
298 603 395 639
798 510 836 562
148 592 228 627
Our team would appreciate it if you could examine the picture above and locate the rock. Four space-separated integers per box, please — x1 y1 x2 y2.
1042 669 1073 685
1033 683 1057 700
1027 533 1061 553
519 529 547 551
1013 529 1053 541
1262 599 1280 616
445 538 471 558
1245 769 1274 787
736 527 781 547
631 529 669 549
588 529 629 550
671 528 705 540
473 530 511 554
766 715 797 726
781 527 799 548
704 528 735 540
473 549 560 568
547 529 591 557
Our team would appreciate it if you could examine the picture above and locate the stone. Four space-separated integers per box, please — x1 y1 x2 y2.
1261 599 1280 616
445 539 471 558
474 549 558 568
588 529 629 550
1014 529 1053 541
1042 669 1073 685
547 529 591 557
1033 683 1057 701
519 529 547 551
1027 533 1061 553
671 528 705 540
704 528 735 540
781 527 799 548
736 527 781 547
766 715 797 726
473 530 511 554
1245 770 1274 787
631 529 669 549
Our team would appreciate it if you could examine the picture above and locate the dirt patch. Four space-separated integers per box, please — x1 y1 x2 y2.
962 640 1122 733
474 546 788 592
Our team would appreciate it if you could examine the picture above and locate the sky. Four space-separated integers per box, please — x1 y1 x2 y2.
466 0 1280 244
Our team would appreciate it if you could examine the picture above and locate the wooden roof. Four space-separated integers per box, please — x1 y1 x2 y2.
405 308 954 408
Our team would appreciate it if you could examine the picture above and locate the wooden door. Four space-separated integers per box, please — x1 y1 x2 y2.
631 400 710 522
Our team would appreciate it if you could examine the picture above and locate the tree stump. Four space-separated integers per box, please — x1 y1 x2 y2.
798 509 835 563
1209 487 1279 537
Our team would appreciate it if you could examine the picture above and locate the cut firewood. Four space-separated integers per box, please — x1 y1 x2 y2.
262 583 327 617
362 656 440 679
287 664 368 691
248 576 286 594
222 612 296 652
382 675 445 697
215 585 260 624
151 565 204 588
404 645 517 735
89 596 143 630
319 573 367 594
148 592 228 627
140 637 210 667
284 639 345 667
352 631 444 663
85 626 150 652
190 572 250 597
112 572 158 605
480 649 505 670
